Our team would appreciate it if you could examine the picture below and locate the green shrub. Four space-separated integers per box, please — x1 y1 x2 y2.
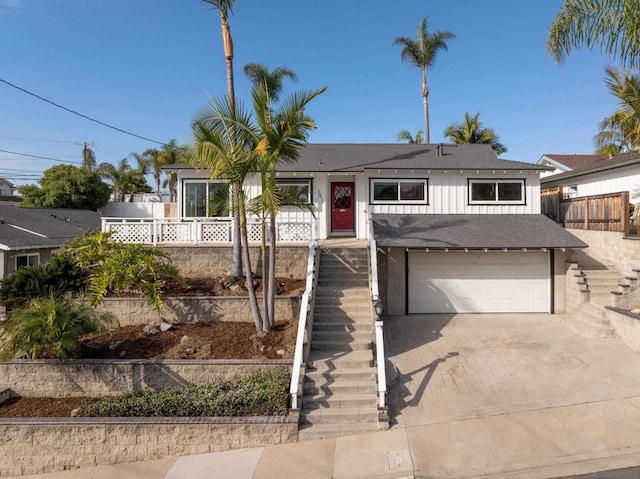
63 232 184 309
0 295 115 360
0 253 86 310
76 370 290 417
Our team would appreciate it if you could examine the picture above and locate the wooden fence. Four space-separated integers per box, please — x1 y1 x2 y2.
541 188 631 235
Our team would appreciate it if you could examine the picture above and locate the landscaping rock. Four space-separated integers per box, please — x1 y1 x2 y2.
160 322 173 332
276 349 285 356
184 347 195 355
108 340 125 351
143 325 159 336
229 283 243 293
179 335 191 345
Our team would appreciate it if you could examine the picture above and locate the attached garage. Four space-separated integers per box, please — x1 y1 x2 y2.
373 214 588 315
408 250 550 313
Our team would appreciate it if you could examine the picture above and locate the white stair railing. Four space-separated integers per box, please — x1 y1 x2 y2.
369 215 387 409
289 240 320 410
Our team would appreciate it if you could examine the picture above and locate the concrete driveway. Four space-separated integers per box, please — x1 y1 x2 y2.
384 313 640 477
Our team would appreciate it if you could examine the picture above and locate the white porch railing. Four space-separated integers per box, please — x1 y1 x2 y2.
101 217 317 245
289 240 320 410
369 214 387 410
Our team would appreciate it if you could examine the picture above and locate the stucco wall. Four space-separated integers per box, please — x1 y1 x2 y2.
97 296 301 326
162 245 307 278
0 417 298 476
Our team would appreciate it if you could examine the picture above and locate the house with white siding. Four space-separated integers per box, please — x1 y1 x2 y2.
104 143 586 316
538 151 640 200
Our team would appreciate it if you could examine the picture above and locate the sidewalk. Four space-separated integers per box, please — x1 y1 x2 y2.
12 398 640 479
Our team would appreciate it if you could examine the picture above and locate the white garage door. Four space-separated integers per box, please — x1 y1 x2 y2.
408 251 550 313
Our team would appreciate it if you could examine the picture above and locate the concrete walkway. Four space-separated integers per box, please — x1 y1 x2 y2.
10 314 640 479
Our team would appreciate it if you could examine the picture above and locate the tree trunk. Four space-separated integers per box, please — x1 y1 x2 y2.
260 218 270 332
422 67 429 144
268 214 276 327
230 184 243 279
238 192 262 332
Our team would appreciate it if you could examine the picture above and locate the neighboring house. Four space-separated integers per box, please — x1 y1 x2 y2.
538 151 640 199
0 206 101 278
0 178 16 197
139 143 584 315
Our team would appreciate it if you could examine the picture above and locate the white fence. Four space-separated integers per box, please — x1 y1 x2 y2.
101 217 317 245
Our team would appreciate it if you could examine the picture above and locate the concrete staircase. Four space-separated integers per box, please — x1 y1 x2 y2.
298 247 380 441
564 260 622 337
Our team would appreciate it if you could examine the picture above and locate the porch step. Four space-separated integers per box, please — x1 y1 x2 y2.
308 350 374 369
311 330 372 342
298 422 380 442
302 392 378 408
563 304 616 338
317 278 369 287
311 340 372 352
303 379 377 395
305 367 376 383
313 321 372 333
300 407 379 425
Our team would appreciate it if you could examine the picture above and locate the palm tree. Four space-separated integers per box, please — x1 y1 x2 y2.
203 0 242 279
594 66 640 153
397 129 424 144
243 62 299 327
547 0 640 69
250 84 326 330
443 111 507 155
393 16 455 144
81 143 96 171
142 148 163 194
190 95 264 332
98 154 151 202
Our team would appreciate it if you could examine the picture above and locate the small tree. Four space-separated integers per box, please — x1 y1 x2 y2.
64 232 183 310
18 164 111 210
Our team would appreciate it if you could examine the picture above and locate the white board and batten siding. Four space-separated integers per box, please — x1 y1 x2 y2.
408 250 551 314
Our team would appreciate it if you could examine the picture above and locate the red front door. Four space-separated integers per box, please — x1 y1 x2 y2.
331 182 355 232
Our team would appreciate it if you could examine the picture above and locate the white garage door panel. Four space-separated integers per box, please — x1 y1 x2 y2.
408 251 550 313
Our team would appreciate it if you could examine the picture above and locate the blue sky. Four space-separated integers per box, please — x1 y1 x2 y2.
0 0 616 187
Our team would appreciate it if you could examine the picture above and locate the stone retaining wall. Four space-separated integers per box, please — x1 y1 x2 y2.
567 229 640 275
605 307 640 351
0 415 298 476
163 245 307 278
0 359 292 398
98 296 301 326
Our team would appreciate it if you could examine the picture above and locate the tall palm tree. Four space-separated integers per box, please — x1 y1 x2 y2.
190 95 264 332
142 148 163 195
393 16 455 144
397 129 424 144
547 0 640 69
203 0 242 279
81 143 96 171
250 85 326 330
98 154 151 202
443 111 507 155
243 62 299 327
595 66 640 153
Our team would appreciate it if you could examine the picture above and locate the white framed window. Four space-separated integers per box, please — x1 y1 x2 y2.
468 179 525 204
277 179 312 205
15 253 39 270
564 185 578 199
370 179 428 204
183 180 229 218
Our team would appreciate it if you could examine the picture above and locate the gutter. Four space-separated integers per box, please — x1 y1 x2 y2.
541 157 640 184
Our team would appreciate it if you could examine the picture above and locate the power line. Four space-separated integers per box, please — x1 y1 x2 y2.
0 148 82 165
0 78 167 146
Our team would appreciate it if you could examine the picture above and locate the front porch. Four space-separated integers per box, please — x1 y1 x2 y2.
101 217 318 245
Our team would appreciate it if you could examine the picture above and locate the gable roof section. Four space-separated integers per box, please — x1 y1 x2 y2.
372 214 587 250
165 143 546 174
0 206 101 250
540 151 640 183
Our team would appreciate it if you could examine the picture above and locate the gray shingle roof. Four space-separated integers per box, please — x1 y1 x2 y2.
541 151 640 183
0 206 101 250
372 214 587 249
166 143 545 173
